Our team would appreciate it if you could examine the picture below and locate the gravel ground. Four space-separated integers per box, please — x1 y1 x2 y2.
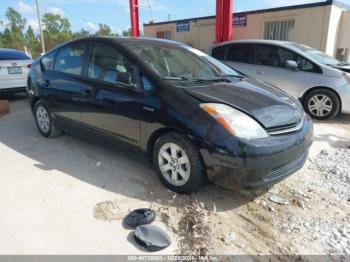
0 97 350 255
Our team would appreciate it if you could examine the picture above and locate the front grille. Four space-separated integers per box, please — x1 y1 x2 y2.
262 152 307 181
267 116 305 135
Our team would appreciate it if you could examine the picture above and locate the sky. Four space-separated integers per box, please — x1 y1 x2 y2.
0 0 349 35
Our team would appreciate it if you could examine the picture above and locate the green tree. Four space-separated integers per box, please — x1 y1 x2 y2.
73 28 90 39
122 29 131 37
25 26 40 58
95 23 113 36
0 7 26 50
42 12 72 50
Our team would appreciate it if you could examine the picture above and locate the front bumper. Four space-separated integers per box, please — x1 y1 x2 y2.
200 115 314 190
339 85 350 114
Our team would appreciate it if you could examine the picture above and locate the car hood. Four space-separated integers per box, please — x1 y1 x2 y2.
330 64 350 73
181 78 304 129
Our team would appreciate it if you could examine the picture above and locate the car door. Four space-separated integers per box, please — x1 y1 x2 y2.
247 44 323 98
42 41 88 122
79 40 141 146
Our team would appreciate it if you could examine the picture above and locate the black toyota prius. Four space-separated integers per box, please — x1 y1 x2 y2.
27 37 313 194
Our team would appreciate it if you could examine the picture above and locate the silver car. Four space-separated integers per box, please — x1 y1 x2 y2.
209 40 350 120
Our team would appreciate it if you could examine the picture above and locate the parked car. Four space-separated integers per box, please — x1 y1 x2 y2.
0 48 32 94
209 40 350 120
27 37 313 193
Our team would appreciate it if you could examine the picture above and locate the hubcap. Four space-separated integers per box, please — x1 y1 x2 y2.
308 94 333 117
158 143 191 187
36 106 50 133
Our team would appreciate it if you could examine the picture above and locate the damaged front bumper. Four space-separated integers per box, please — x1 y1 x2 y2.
200 115 314 190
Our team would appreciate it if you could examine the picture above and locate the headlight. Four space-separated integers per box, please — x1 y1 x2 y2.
200 103 268 139
342 72 350 85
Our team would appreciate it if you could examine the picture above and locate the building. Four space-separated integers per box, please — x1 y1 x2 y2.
144 0 350 61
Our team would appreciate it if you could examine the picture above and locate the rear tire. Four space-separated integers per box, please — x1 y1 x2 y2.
34 101 61 138
303 88 340 120
153 132 205 194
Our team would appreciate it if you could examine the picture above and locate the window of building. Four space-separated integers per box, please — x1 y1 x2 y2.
54 43 86 76
156 31 172 40
264 19 295 41
88 42 134 85
226 44 254 63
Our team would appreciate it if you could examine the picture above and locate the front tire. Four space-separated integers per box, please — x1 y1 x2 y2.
153 132 205 194
303 89 341 120
34 101 61 138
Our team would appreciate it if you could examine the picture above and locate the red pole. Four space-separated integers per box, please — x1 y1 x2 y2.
215 0 233 43
222 0 233 42
129 0 140 37
215 0 223 43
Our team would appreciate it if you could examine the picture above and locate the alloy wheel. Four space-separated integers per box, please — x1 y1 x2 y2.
158 142 191 187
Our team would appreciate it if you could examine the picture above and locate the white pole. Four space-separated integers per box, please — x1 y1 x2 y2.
36 0 45 54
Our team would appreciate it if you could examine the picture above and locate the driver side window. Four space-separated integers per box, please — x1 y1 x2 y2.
88 42 134 84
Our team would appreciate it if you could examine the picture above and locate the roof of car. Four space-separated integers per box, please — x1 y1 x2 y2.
211 39 294 48
0 48 27 54
67 36 186 47
45 36 188 55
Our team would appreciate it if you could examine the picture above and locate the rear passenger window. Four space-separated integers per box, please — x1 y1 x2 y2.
54 43 86 76
226 44 253 63
211 45 227 60
41 51 56 71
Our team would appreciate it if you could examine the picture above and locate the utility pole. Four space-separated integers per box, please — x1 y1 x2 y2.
35 0 46 54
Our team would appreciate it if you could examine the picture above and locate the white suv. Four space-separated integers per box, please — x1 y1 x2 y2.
209 40 350 120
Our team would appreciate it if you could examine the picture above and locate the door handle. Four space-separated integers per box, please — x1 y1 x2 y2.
256 71 264 75
142 106 155 112
80 89 91 97
44 80 50 87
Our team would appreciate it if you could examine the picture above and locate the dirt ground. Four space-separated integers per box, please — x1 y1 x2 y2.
0 97 349 255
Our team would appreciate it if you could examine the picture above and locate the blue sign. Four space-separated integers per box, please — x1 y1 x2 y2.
177 21 190 32
233 14 247 27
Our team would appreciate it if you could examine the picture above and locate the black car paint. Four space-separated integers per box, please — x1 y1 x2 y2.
28 37 313 189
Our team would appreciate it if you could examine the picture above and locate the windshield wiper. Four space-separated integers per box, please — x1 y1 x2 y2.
163 76 226 82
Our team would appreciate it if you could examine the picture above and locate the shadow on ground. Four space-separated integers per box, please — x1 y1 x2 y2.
0 97 256 213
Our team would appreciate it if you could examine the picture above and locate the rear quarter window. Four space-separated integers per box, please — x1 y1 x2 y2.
41 51 57 71
0 50 30 60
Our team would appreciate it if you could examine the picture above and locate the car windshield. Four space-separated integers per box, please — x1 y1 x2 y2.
126 43 241 82
290 43 345 66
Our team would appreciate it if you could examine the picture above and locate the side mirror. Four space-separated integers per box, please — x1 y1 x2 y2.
117 72 132 85
285 60 298 71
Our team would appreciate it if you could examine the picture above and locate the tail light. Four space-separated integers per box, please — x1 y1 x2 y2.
27 64 32 68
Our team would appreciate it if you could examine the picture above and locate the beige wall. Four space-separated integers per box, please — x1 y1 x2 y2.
144 4 349 56
324 5 343 56
338 11 350 48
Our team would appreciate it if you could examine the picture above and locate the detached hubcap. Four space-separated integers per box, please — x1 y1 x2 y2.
36 106 50 133
308 94 333 117
158 143 191 186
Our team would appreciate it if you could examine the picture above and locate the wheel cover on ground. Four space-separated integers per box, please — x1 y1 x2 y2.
308 94 333 117
158 142 191 187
